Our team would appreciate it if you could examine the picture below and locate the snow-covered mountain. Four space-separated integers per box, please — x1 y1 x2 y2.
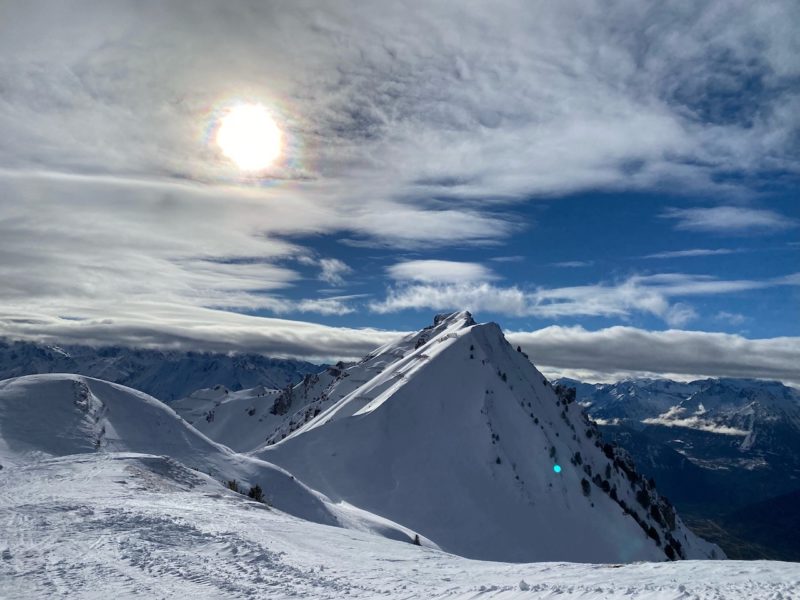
560 378 704 425
0 313 731 583
563 377 800 481
0 373 434 546
171 365 351 453
0 374 337 524
0 339 320 401
256 312 721 563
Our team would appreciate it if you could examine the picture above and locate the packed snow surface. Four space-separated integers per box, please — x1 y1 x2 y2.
1 453 797 600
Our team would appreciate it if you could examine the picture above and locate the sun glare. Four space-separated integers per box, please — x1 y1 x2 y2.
216 104 282 172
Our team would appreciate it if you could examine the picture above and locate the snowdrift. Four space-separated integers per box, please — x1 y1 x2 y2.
0 374 335 526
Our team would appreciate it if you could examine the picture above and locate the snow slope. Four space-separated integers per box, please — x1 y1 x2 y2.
171 364 356 453
0 374 337 526
1 453 795 600
259 312 722 563
171 384 284 452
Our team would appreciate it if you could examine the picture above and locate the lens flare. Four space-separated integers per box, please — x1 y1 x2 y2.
216 104 282 171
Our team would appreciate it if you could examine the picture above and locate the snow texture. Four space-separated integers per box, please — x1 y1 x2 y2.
1 453 797 600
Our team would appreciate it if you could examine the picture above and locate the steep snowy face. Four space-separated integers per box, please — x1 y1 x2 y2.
259 313 722 563
251 311 477 449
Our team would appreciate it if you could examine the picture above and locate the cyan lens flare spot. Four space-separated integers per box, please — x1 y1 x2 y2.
553 464 562 473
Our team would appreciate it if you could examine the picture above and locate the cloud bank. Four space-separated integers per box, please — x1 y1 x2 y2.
508 326 800 387
2 307 797 386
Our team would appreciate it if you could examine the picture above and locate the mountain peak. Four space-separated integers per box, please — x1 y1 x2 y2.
258 314 722 563
432 310 476 327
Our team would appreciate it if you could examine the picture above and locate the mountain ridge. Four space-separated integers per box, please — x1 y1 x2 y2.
257 312 721 562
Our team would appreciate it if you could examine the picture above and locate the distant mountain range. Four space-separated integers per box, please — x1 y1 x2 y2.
555 377 800 560
0 339 321 401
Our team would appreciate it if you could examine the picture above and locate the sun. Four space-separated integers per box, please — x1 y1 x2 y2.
216 104 282 172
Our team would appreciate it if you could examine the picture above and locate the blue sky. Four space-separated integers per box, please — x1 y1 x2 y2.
274 190 799 338
0 1 798 384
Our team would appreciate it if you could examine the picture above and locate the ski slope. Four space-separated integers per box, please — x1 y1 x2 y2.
1 453 797 600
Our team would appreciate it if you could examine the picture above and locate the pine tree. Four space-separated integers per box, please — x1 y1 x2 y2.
248 484 264 503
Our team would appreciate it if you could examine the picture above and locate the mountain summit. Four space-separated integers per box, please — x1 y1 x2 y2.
258 312 722 562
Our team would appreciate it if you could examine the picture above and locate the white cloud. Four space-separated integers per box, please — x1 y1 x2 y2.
0 1 797 366
714 311 747 326
387 260 497 284
370 273 795 326
0 304 397 363
641 415 749 436
490 256 525 263
643 248 737 259
318 258 353 286
369 280 674 320
2 2 798 207
664 302 698 327
2 304 798 388
507 326 800 387
551 261 594 268
369 271 800 325
661 206 796 233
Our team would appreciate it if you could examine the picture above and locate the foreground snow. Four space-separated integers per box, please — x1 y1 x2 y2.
1 453 797 600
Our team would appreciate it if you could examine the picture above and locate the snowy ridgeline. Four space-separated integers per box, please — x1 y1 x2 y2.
1 312 797 598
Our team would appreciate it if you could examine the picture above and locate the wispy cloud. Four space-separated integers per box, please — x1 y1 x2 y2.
387 260 498 284
369 272 800 327
661 206 796 234
0 1 798 359
3 2 798 204
551 261 594 268
318 258 353 286
643 248 737 259
490 256 525 263
714 311 746 326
